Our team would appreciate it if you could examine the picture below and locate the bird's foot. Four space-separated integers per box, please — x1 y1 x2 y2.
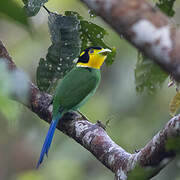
39 99 53 113
96 120 106 130
134 149 141 153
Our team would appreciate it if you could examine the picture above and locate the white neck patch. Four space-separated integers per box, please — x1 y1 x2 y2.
76 64 89 68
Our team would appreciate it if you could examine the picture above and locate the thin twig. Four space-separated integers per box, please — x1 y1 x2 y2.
43 5 51 14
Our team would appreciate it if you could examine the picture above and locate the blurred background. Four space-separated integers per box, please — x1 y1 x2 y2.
0 0 180 180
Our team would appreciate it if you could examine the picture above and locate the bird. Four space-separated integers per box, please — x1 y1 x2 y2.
36 46 112 168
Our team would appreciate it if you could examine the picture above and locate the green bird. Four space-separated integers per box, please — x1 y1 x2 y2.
37 46 111 168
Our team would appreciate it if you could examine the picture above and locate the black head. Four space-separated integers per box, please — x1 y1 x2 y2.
77 46 103 63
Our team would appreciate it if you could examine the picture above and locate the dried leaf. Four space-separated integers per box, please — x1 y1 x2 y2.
169 91 180 117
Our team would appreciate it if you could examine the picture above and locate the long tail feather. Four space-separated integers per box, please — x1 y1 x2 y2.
36 113 62 168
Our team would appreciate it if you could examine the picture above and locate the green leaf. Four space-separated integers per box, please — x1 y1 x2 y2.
156 0 175 17
36 12 81 92
0 0 29 27
36 11 116 92
135 52 168 94
134 0 175 94
80 20 116 65
67 11 116 66
23 0 48 17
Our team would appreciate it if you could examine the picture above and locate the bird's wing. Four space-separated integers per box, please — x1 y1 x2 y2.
53 67 100 114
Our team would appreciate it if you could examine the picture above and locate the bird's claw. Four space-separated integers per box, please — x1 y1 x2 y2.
96 120 106 130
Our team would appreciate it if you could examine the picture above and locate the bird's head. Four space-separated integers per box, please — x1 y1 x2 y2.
76 46 111 69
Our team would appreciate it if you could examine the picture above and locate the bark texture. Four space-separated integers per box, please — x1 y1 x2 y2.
1 1 180 178
80 0 180 83
0 36 179 179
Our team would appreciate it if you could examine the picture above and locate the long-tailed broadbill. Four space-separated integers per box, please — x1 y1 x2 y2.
37 46 112 168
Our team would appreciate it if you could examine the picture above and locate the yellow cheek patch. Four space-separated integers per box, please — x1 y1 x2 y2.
77 54 106 69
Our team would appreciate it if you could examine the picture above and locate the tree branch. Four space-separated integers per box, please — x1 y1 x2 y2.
0 0 177 179
0 37 179 179
80 0 180 83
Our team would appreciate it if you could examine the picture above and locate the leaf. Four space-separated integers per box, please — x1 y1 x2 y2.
72 11 116 66
169 91 180 117
135 52 168 94
134 0 175 94
0 0 29 27
36 12 81 92
36 11 116 92
23 0 48 17
80 20 116 65
156 0 176 17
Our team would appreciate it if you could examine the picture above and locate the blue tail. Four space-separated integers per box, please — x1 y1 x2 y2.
36 112 62 168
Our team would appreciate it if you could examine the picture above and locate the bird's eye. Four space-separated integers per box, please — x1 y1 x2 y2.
90 49 94 54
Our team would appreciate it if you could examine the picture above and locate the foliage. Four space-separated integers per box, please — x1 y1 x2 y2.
135 52 167 94
158 0 179 116
134 0 176 94
1 0 179 179
65 11 116 66
0 0 29 27
23 0 48 17
36 11 116 93
36 12 81 93
156 0 176 17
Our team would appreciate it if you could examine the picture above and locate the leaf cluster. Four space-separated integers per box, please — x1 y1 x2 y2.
18 0 116 92
134 0 176 94
33 7 116 92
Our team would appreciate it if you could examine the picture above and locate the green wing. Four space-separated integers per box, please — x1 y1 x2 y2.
53 67 101 115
